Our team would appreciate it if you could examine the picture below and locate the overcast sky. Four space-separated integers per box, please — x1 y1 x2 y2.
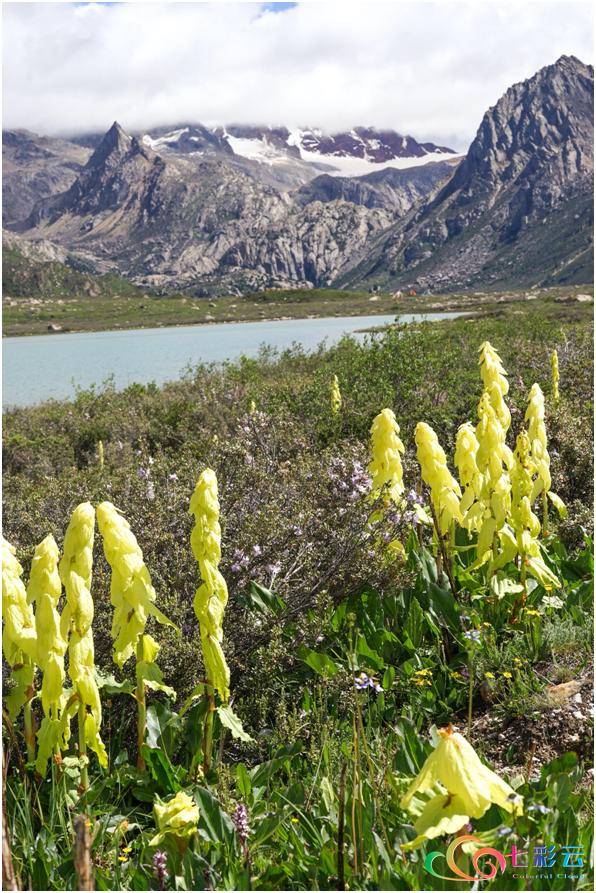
2 1 593 151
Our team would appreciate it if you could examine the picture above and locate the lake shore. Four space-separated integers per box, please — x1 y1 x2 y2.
3 284 592 337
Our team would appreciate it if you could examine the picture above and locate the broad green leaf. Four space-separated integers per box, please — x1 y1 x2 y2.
192 786 235 846
297 646 339 677
217 705 253 742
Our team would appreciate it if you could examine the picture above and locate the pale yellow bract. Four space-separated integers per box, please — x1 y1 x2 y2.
369 408 405 505
415 422 461 534
96 500 173 668
59 502 107 768
2 537 37 666
189 468 230 702
2 537 38 722
330 374 342 414
401 725 523 849
28 535 66 716
150 791 199 847
454 423 483 531
551 349 560 403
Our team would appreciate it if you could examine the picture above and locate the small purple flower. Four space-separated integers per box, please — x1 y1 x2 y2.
232 803 249 849
292 526 303 537
137 467 150 480
252 545 262 556
266 562 281 576
354 672 383 693
464 629 481 643
355 672 371 691
498 826 513 837
152 851 169 890
146 482 155 501
528 804 551 814
168 472 178 482
231 563 242 574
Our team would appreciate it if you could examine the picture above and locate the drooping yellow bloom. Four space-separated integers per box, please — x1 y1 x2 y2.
474 393 512 564
415 423 461 534
525 383 550 500
492 432 560 588
401 725 522 849
2 538 37 665
551 349 559 403
149 791 199 848
189 469 230 702
369 409 405 505
510 432 541 549
2 537 37 718
96 501 173 668
27 535 66 716
454 423 483 531
478 341 511 432
59 502 107 767
330 374 342 414
524 383 566 525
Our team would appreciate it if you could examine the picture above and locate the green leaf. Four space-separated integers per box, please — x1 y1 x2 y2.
355 635 384 671
95 671 135 696
404 597 424 648
141 745 181 795
236 763 252 799
217 705 253 742
296 646 339 677
145 702 181 751
246 581 286 616
251 812 285 847
137 661 176 699
192 786 235 846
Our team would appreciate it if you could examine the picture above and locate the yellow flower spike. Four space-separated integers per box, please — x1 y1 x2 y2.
525 384 550 497
369 408 405 505
330 374 342 415
28 535 66 717
551 349 559 403
2 538 38 741
473 393 512 567
149 791 199 848
189 469 230 703
96 501 174 668
496 431 560 590
454 423 483 530
400 725 523 849
414 422 461 534
98 440 105 469
478 341 511 432
2 537 37 666
59 502 107 769
524 383 566 526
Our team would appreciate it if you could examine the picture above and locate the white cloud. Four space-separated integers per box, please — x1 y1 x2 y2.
2 1 593 150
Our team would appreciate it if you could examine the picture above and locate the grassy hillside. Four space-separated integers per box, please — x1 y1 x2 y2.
3 301 593 889
2 245 141 300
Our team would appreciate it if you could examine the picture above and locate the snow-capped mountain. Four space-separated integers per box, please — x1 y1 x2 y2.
4 57 592 293
138 123 459 177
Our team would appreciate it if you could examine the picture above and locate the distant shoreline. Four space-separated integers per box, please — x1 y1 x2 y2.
2 284 592 338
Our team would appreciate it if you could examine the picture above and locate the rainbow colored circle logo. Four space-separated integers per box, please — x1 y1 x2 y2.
424 834 508 882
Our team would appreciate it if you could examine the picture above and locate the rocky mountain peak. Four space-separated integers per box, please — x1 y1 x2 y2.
87 120 132 169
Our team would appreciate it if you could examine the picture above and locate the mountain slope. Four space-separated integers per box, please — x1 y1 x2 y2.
340 55 593 291
295 159 457 212
2 129 91 226
15 122 444 291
